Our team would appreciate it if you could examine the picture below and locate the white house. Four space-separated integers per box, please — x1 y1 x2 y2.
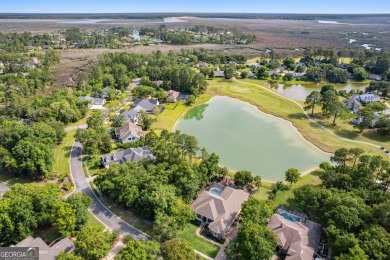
78 96 107 109
358 93 381 103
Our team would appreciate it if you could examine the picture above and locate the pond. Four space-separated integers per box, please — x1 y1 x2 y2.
271 82 368 101
173 96 330 181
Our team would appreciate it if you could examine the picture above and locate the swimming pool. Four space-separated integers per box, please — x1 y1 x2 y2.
209 187 222 196
280 212 301 222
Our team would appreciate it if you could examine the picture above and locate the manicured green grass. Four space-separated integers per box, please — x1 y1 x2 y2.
52 130 76 177
179 223 220 258
85 156 105 177
253 170 323 208
86 211 105 230
101 198 154 234
152 95 212 131
207 79 389 159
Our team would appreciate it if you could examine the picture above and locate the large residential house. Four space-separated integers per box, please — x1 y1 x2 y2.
343 97 362 113
78 96 106 109
267 206 323 260
245 71 255 79
115 122 145 143
352 112 382 126
246 62 260 68
165 90 181 102
368 74 383 81
14 236 75 260
357 93 381 103
192 184 249 238
132 99 159 113
119 109 140 124
101 146 155 168
214 70 225 78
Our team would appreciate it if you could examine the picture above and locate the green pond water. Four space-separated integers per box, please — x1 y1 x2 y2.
173 96 330 181
272 82 368 101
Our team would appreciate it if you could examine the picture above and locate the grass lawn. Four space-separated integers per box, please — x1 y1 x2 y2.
152 95 212 131
52 130 76 178
179 223 220 258
101 198 154 234
253 170 323 208
0 166 36 185
86 211 105 230
206 78 389 159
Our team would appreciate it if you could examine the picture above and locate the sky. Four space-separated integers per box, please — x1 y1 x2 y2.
1 0 390 14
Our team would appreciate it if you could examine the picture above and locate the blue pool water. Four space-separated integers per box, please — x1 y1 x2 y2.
210 188 222 196
280 212 301 222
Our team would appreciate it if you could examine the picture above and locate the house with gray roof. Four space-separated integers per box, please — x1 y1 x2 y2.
193 61 209 68
192 184 249 238
119 109 140 124
357 93 381 103
214 70 225 78
245 71 255 79
14 236 75 260
101 86 111 99
343 97 362 112
78 96 106 109
101 146 155 168
115 122 145 144
132 99 159 113
352 112 382 126
267 207 323 259
246 62 260 68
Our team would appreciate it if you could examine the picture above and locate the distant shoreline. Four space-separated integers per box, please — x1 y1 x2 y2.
0 13 389 21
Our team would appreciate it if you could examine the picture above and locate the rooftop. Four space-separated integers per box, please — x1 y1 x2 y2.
267 207 322 260
14 236 75 260
192 185 249 235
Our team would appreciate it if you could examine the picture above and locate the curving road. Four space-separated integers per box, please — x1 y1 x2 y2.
70 141 150 240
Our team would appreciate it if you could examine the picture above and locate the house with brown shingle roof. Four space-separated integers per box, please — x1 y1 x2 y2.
115 122 145 144
192 184 249 238
267 207 323 260
165 90 181 102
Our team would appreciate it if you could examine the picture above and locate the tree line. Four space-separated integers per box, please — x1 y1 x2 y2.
293 148 390 259
95 130 226 242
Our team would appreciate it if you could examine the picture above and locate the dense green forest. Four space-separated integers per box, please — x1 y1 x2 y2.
95 130 226 241
79 50 208 96
293 148 390 259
